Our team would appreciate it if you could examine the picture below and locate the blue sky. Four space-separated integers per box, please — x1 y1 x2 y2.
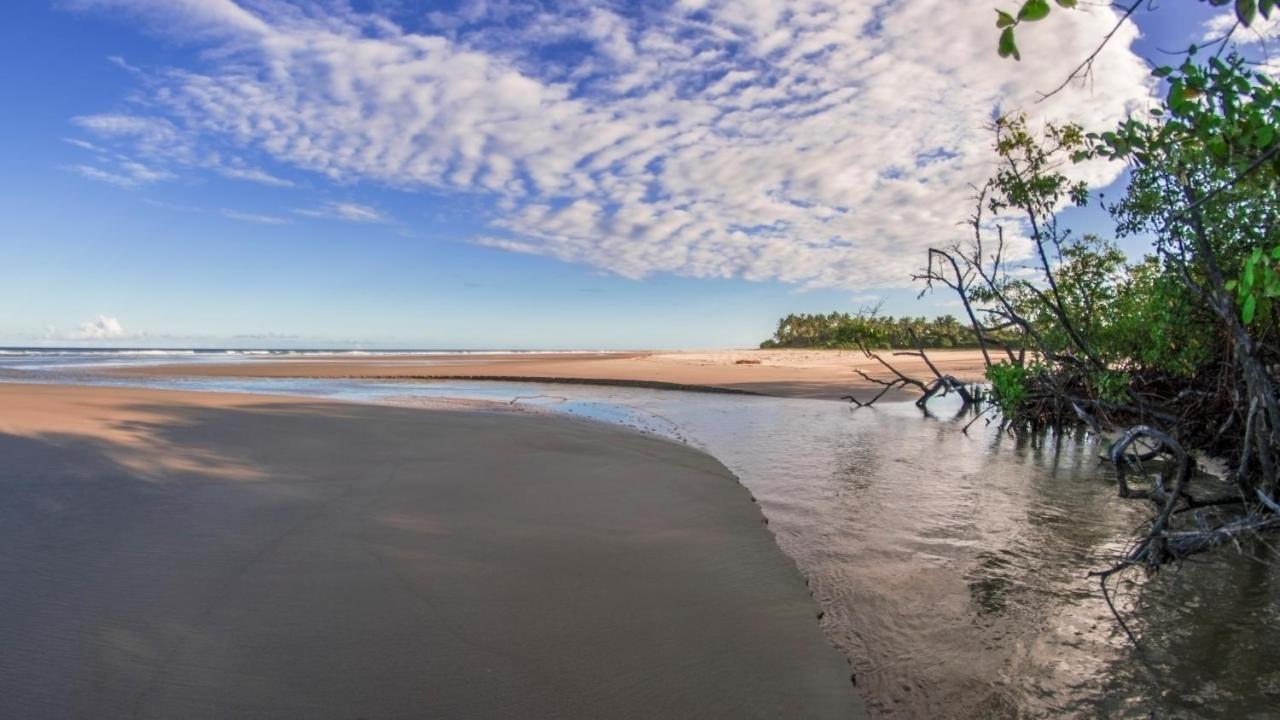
0 1 1263 349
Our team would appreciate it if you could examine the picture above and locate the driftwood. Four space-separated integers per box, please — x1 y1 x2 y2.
843 332 979 410
1103 426 1279 569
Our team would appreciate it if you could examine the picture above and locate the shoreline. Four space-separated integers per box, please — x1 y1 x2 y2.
0 382 866 718
105 348 990 402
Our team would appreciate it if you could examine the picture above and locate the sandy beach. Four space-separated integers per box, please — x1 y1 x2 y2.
112 348 991 401
0 383 864 719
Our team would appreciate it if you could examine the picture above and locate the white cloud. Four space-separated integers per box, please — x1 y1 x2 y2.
67 0 1156 290
106 54 142 73
118 160 175 183
62 137 101 151
66 0 272 38
64 119 180 188
40 315 152 343
294 201 390 223
72 113 185 156
75 315 127 340
144 198 205 213
66 155 177 188
71 105 293 188
218 166 295 187
67 164 143 188
1202 9 1280 76
67 160 176 187
1202 9 1280 43
221 209 291 224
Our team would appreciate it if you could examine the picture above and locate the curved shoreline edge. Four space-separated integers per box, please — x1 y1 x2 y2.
0 383 867 719
103 348 991 402
348 373 770 395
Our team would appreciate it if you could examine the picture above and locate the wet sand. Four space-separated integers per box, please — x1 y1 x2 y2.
0 384 864 719
112 348 990 401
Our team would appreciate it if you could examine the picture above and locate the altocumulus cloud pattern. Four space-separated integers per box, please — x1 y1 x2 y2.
67 0 1156 290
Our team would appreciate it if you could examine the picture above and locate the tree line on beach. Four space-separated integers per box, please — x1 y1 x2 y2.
760 312 1008 349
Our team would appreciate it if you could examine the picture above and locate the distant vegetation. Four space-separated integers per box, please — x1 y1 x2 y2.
760 312 1005 349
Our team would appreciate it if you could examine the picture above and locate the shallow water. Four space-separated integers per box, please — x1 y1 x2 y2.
3 358 1278 718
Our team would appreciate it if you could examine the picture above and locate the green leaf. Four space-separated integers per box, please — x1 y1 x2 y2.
1167 80 1187 113
1055 0 1078 6
1152 66 1174 78
1242 294 1257 324
998 27 1021 60
1237 0 1258 26
1018 0 1051 22
996 9 1016 27
1256 124 1275 148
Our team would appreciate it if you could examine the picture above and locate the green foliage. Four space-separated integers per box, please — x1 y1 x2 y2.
989 116 1090 218
985 361 1031 415
965 0 1280 573
760 312 999 350
956 19 1279 449
1000 236 1213 377
780 11 1278 448
993 0 1271 63
1108 256 1215 375
1018 0 1052 22
998 27 1019 61
966 234 1214 379
992 0 1078 61
1090 368 1132 404
1226 246 1280 325
1091 53 1279 344
914 49 1274 429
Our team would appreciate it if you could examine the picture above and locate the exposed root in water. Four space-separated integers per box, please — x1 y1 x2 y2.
1094 569 1139 648
843 336 984 411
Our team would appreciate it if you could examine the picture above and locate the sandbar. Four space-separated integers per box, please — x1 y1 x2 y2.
110 348 991 401
0 383 864 719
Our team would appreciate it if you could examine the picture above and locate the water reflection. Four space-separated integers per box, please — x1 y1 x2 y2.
1098 542 1280 719
551 389 1276 719
2 365 1276 718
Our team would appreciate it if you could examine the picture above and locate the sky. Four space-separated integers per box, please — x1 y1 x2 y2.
0 0 1273 349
